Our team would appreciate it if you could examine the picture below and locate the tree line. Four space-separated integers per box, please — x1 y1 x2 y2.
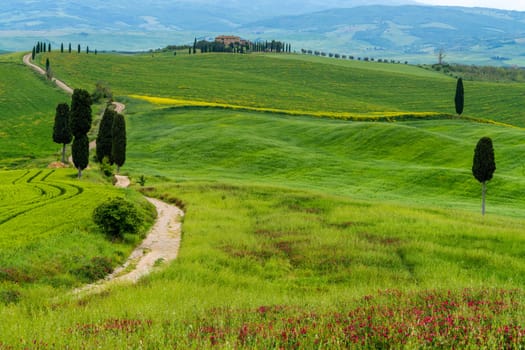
300 48 408 65
32 41 98 61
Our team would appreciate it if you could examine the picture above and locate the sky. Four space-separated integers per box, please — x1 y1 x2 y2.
417 0 525 11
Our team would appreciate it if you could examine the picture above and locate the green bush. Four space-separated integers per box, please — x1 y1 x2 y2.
93 197 143 239
73 256 113 283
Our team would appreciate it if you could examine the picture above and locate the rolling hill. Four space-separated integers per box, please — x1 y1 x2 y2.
1 50 525 347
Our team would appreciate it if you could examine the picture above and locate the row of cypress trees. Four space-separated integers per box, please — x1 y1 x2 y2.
52 89 126 178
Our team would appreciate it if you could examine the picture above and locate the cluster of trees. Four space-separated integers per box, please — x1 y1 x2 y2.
430 63 525 83
300 49 407 64
52 89 126 178
166 39 292 55
96 107 127 173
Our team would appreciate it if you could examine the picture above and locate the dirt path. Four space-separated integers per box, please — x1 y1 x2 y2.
23 52 185 292
75 197 184 294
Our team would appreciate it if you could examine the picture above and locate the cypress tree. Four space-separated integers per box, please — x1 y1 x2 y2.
70 89 92 137
111 113 127 173
193 38 197 54
42 42 46 52
72 134 89 178
61 43 64 53
78 44 81 54
472 137 496 216
86 46 89 54
96 108 116 163
52 103 72 163
70 89 93 177
69 43 72 53
45 58 51 79
48 43 51 52
455 78 464 115
32 46 36 60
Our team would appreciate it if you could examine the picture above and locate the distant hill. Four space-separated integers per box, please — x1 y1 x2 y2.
1 1 525 65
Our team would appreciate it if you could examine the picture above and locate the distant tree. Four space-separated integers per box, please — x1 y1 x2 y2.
60 43 64 53
69 43 72 53
111 113 126 173
96 108 116 163
86 46 90 54
31 46 36 60
48 43 51 52
472 137 496 216
95 49 98 55
70 89 93 178
188 47 192 55
438 48 446 65
72 134 89 178
78 44 81 54
45 58 52 79
455 78 464 115
52 103 72 163
193 38 197 54
42 42 46 53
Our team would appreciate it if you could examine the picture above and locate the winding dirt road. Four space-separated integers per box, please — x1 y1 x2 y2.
23 53 185 292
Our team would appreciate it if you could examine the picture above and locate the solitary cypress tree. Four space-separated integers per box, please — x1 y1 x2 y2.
31 46 36 60
86 46 90 54
68 43 72 53
52 103 72 163
61 43 64 53
77 44 81 54
472 137 496 216
96 108 116 163
72 134 89 178
455 78 464 115
111 113 127 173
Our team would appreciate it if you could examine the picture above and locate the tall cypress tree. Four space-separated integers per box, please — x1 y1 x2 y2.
96 108 116 163
61 43 64 53
70 89 93 178
72 134 89 178
32 46 36 60
48 43 51 52
52 103 72 163
68 43 72 53
455 78 464 115
472 137 496 216
77 44 81 54
70 89 92 136
111 113 127 173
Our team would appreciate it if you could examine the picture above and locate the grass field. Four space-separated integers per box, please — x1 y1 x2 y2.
37 51 525 126
0 54 72 168
1 50 525 347
0 169 155 304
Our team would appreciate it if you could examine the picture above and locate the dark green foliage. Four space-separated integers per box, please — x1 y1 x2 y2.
193 38 197 54
86 46 90 54
70 89 92 137
31 46 35 60
68 43 71 53
60 43 64 53
111 113 126 173
45 58 50 76
455 78 464 115
0 288 21 305
96 108 116 163
73 257 113 282
77 44 81 54
48 43 51 52
92 197 143 239
53 103 72 163
472 137 496 215
472 137 496 183
72 134 89 178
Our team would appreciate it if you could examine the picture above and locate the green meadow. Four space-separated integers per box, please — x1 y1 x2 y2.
1 51 525 347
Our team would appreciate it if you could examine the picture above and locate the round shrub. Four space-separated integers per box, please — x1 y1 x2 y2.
93 197 143 239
